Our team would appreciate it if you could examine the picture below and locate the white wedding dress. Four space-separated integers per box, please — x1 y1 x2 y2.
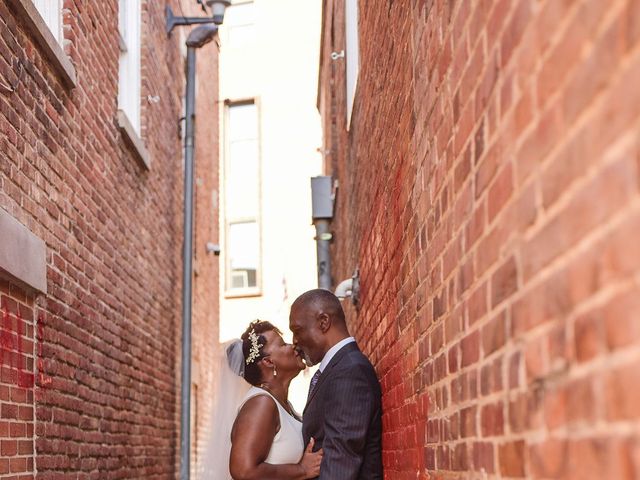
198 341 304 479
238 387 304 465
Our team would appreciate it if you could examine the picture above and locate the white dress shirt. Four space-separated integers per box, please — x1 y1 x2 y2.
318 336 356 373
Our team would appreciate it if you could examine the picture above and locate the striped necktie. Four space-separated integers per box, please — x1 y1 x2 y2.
307 369 322 402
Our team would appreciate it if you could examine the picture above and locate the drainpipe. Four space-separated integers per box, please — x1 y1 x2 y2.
314 219 332 289
310 176 334 290
180 24 218 480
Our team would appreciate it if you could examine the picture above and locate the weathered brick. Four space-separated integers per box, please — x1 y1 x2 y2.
605 364 640 421
461 331 480 368
529 437 568 478
574 310 604 363
319 0 640 477
604 287 640 350
456 406 474 441
481 402 504 437
482 311 507 357
499 440 526 477
487 162 514 221
473 441 495 474
1 0 220 477
491 256 518 308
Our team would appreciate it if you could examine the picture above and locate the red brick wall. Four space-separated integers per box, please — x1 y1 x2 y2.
192 36 221 476
0 281 35 477
319 0 640 478
0 0 220 477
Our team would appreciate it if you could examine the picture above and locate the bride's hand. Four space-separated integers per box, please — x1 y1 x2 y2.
298 437 323 478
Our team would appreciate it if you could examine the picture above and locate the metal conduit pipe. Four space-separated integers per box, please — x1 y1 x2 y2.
180 24 218 480
314 219 332 290
310 176 334 290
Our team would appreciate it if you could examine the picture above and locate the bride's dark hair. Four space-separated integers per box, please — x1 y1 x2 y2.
241 320 282 386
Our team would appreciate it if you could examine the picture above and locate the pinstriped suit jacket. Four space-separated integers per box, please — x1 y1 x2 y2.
302 342 383 479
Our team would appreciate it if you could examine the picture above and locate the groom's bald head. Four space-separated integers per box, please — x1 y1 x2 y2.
289 289 350 365
292 288 346 325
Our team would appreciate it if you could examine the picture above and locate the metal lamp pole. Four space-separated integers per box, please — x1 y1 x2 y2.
165 5 225 479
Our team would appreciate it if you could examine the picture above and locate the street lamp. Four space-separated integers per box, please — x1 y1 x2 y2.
207 0 231 24
166 3 229 479
166 0 230 35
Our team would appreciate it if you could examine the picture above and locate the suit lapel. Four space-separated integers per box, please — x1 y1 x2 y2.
303 342 359 413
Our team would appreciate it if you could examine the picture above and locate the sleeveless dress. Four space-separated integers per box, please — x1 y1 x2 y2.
238 386 304 465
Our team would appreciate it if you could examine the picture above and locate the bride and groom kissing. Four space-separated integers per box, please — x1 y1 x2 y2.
213 288 383 479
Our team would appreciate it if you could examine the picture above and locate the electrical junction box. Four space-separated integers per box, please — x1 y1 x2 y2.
311 176 334 220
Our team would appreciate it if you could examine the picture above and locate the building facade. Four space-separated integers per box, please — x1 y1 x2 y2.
216 0 323 411
319 0 640 478
0 0 221 477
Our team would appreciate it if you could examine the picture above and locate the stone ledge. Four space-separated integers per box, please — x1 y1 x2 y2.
8 0 77 89
0 208 47 294
118 110 151 170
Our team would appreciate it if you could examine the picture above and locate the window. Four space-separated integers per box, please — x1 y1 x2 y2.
228 222 259 289
31 0 62 44
225 103 261 294
19 0 75 87
118 0 141 134
225 1 256 47
345 0 359 126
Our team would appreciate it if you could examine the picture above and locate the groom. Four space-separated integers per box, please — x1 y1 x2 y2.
290 289 382 479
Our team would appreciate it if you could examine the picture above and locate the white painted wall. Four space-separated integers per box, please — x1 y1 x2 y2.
218 0 322 412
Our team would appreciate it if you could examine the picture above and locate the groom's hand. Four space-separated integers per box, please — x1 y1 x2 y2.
298 437 323 479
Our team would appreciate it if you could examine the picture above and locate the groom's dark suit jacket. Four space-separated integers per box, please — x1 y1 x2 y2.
302 342 383 479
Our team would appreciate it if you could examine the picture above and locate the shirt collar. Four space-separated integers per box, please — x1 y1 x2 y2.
318 337 356 372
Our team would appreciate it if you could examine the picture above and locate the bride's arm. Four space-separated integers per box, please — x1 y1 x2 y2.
230 396 321 480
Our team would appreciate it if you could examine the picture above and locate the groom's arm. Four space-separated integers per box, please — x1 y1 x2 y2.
319 364 375 480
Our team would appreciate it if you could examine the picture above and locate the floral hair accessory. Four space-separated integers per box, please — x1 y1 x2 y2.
245 329 263 365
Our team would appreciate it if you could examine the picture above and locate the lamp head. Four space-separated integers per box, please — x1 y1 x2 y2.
205 0 231 25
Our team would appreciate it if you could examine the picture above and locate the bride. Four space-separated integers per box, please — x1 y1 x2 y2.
201 320 323 479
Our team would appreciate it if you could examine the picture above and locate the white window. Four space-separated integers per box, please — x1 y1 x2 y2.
31 0 62 44
345 0 359 126
225 1 256 48
118 0 142 134
225 103 261 293
228 221 259 289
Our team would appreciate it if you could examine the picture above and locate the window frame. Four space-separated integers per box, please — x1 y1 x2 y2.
345 0 359 128
116 0 149 168
31 0 62 44
118 0 142 136
224 0 256 48
223 99 263 298
11 0 76 87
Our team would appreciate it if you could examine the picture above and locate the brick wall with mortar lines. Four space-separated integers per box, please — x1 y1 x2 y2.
191 40 220 477
320 0 640 478
0 281 35 477
0 0 220 478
